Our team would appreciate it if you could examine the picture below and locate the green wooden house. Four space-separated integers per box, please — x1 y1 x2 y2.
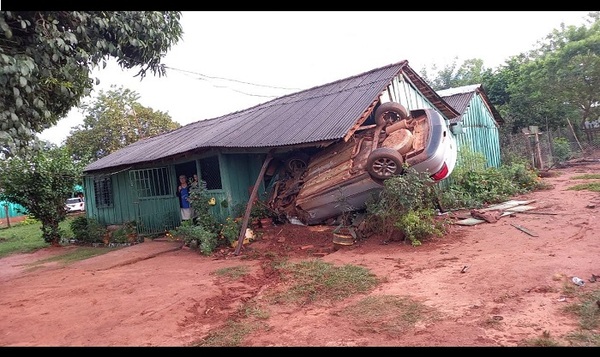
82 60 460 236
437 84 504 168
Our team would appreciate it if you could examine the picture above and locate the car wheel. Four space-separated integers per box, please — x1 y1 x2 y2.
366 148 404 180
374 102 409 126
285 154 309 175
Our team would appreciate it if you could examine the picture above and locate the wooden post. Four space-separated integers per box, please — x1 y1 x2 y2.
234 150 274 256
534 132 544 170
3 204 10 228
566 118 584 152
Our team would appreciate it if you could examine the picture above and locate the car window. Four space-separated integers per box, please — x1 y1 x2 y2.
66 198 82 204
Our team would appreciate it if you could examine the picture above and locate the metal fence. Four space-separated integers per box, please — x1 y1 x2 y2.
501 125 600 170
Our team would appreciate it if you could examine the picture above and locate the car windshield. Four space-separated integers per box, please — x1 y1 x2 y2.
66 198 81 204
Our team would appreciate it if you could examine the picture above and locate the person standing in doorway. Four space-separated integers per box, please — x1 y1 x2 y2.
177 175 193 221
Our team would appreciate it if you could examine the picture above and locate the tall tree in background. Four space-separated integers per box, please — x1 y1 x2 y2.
65 86 181 161
0 11 183 157
491 12 600 134
420 57 489 91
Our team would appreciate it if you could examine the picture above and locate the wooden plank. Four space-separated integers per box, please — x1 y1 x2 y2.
481 200 536 211
510 223 539 237
504 205 537 212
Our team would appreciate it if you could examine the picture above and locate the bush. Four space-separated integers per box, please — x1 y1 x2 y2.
69 216 107 244
170 224 219 256
552 137 572 164
365 166 444 244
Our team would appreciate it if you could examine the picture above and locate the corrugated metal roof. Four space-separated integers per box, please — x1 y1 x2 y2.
85 60 459 173
438 84 504 125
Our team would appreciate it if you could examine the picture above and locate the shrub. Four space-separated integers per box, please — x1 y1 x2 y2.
365 166 444 243
69 216 107 244
552 137 572 164
171 224 219 255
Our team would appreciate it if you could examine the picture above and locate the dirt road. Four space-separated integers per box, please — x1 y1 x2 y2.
0 161 599 346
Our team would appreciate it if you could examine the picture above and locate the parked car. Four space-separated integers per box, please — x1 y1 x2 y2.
267 102 458 225
65 197 85 213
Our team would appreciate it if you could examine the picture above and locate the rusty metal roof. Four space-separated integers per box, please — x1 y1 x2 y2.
438 84 504 125
85 60 459 173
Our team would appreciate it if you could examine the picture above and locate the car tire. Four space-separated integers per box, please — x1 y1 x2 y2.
366 148 404 180
374 102 410 126
285 153 309 175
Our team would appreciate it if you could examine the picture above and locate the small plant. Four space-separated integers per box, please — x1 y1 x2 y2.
69 216 107 244
395 208 446 246
552 137 572 164
220 217 242 246
170 224 218 255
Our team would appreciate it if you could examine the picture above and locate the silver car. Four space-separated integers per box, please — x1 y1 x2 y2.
268 102 457 225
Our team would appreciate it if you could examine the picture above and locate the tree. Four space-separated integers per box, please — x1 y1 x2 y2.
0 11 183 157
64 86 181 161
0 146 86 245
495 12 600 134
420 57 488 91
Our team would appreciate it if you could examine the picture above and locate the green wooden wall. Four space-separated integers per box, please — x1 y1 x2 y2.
83 152 268 236
456 94 502 168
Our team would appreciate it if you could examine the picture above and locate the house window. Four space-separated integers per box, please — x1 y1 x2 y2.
130 167 171 198
199 156 222 190
93 176 113 208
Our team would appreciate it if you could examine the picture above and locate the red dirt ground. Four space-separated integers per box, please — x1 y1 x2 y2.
0 160 599 346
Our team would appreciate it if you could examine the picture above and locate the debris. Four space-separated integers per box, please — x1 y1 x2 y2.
589 274 599 283
470 209 502 223
510 224 538 237
558 296 566 302
572 277 585 286
460 265 469 273
586 204 596 209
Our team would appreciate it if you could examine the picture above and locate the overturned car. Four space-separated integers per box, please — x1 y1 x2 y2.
266 102 457 225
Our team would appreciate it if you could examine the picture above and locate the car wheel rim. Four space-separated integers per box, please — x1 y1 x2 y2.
372 158 397 177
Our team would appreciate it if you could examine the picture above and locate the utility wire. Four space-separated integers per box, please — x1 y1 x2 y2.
165 66 303 94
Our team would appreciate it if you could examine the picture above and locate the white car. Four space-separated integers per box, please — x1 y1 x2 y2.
65 197 85 212
269 103 458 225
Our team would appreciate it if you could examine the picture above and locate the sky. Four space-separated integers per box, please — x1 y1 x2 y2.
38 11 593 145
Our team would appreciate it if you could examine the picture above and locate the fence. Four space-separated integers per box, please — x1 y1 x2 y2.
501 123 600 170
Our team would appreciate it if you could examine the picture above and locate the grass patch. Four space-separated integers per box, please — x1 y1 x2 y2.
0 215 78 258
521 330 560 346
339 295 441 335
567 182 600 192
211 265 250 279
270 259 379 305
571 174 600 180
191 320 266 347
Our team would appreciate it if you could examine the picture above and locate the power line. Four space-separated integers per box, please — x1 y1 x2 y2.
165 66 303 94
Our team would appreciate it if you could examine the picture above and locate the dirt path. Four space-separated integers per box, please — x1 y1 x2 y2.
0 161 599 346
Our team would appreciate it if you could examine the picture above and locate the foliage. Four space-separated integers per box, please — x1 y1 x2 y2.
481 12 600 136
188 180 220 233
439 149 542 210
108 221 137 244
69 216 107 244
420 57 489 90
364 166 442 243
0 11 183 156
64 86 180 160
0 146 86 245
552 137 573 163
220 217 242 246
170 224 218 256
395 209 446 246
